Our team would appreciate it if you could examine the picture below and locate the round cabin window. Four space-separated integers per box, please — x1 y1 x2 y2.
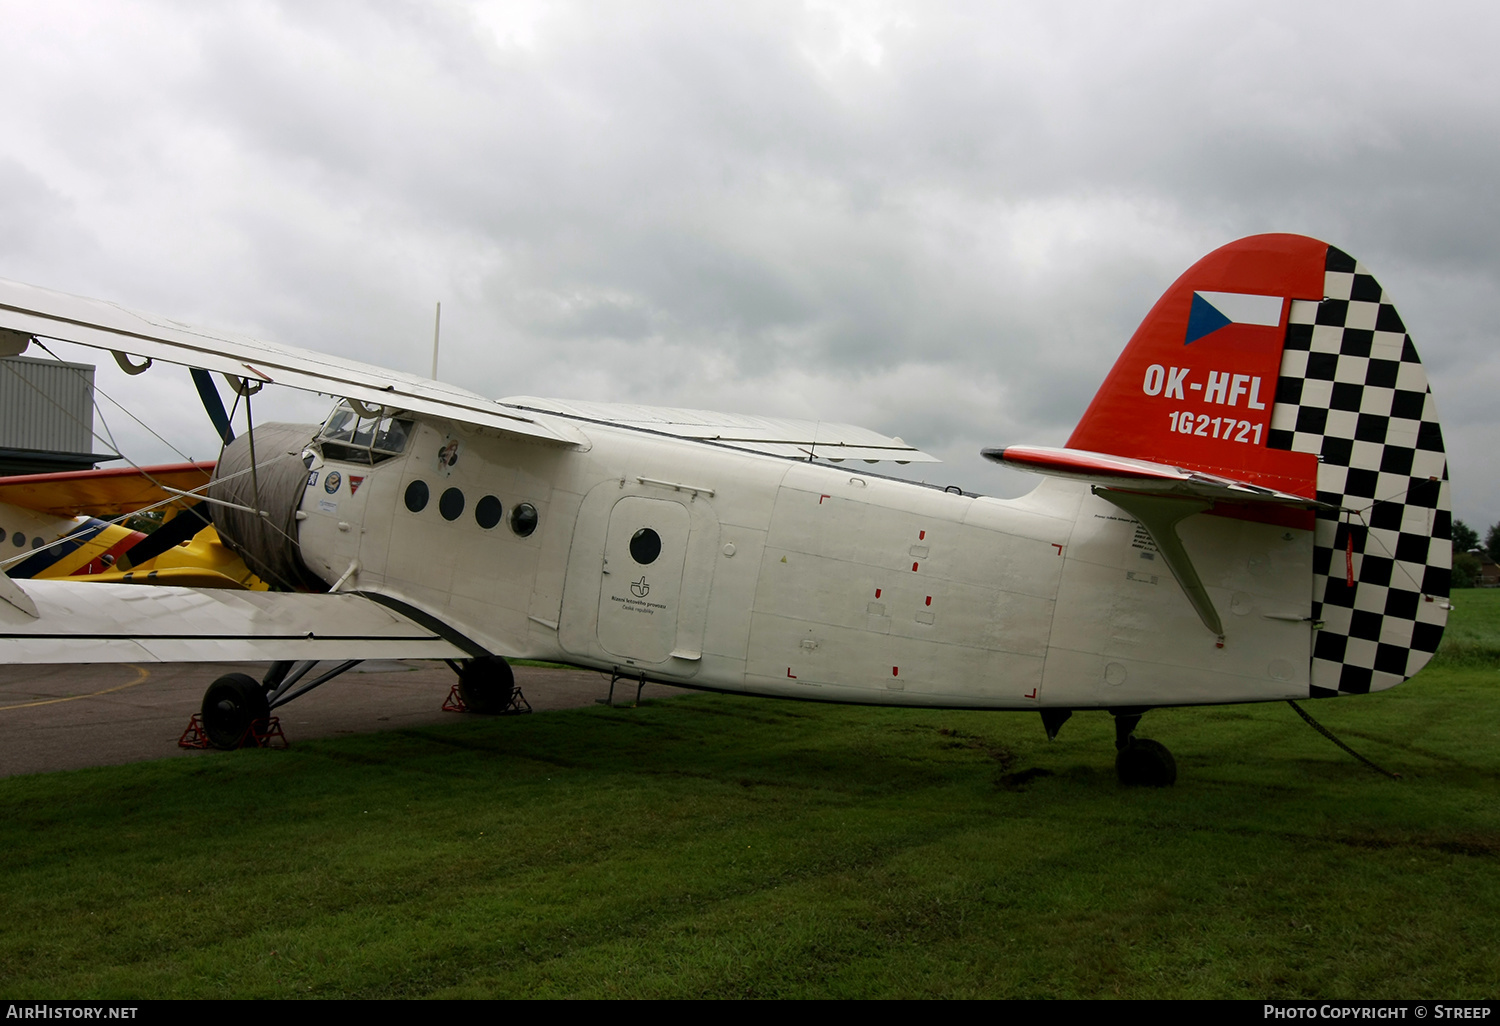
510 503 538 537
475 495 503 530
404 480 429 513
439 487 465 522
629 528 662 565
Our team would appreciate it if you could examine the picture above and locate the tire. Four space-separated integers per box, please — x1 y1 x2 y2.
457 656 516 714
200 673 271 749
1115 738 1177 787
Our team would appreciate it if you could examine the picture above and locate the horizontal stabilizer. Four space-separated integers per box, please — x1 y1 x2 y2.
0 279 585 447
507 397 940 463
986 445 1329 637
0 579 467 663
983 445 1332 509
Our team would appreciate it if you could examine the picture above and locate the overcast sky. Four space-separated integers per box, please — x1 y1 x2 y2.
1 1 1496 526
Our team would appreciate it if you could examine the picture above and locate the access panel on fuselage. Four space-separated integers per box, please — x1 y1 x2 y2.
743 469 1062 708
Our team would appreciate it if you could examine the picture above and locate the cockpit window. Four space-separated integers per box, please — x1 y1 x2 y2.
317 402 415 465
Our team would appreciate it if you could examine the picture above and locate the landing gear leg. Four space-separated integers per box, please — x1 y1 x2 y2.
195 660 364 749
1111 708 1177 787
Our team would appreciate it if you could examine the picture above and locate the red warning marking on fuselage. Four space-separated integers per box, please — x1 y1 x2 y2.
1051 543 1064 555
874 588 881 598
892 666 899 676
925 596 931 606
349 475 365 495
1024 688 1037 699
911 562 919 572
919 530 925 540
819 494 831 504
786 668 797 679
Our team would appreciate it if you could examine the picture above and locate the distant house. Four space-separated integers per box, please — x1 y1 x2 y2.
1479 558 1500 588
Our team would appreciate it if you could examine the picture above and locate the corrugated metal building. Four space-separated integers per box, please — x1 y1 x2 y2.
0 355 114 474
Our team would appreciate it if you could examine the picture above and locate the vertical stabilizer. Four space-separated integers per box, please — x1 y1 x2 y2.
1064 235 1449 694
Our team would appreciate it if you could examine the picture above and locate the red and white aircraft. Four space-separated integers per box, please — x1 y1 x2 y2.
0 235 1451 784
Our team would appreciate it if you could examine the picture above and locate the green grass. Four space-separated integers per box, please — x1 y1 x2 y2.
1434 588 1500 666
1 602 1498 998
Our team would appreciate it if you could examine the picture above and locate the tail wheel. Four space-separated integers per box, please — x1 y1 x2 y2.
200 673 271 749
1116 738 1177 787
458 656 516 714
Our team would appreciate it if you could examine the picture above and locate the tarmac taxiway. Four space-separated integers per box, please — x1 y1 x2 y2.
0 660 688 777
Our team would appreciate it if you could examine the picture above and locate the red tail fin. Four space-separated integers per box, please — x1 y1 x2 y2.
1066 233 1326 497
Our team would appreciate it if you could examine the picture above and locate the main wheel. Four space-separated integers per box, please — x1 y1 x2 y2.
458 656 516 714
1115 738 1177 787
201 673 271 749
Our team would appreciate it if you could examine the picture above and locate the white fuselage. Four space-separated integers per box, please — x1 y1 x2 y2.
297 411 1316 710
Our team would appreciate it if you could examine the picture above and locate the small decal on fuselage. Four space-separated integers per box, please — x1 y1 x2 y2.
307 470 319 488
324 470 342 494
437 438 461 475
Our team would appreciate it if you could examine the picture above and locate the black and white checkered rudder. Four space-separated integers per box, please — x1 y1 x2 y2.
1267 246 1450 696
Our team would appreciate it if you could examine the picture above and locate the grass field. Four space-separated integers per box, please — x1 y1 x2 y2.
2 595 1498 998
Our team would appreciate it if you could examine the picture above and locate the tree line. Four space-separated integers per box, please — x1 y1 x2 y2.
1452 520 1499 588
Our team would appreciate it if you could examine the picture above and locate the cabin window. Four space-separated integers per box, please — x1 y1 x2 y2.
510 503 538 537
629 528 662 565
475 495 503 530
317 402 414 465
404 480 429 513
439 488 465 522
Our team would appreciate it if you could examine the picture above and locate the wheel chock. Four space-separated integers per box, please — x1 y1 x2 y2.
442 683 467 712
443 683 531 715
179 713 288 750
248 717 288 749
178 713 211 749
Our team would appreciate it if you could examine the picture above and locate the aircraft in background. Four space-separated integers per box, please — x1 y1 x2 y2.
0 235 1451 784
0 461 264 589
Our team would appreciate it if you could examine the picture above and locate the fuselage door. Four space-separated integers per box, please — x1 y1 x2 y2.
597 496 691 663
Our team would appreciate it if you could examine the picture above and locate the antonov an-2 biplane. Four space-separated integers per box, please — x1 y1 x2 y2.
0 235 1451 785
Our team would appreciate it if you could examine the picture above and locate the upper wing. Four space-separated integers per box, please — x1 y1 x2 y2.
0 277 934 464
506 397 940 463
0 576 466 663
0 278 584 446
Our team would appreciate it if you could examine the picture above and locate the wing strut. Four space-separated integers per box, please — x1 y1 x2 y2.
191 368 236 445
